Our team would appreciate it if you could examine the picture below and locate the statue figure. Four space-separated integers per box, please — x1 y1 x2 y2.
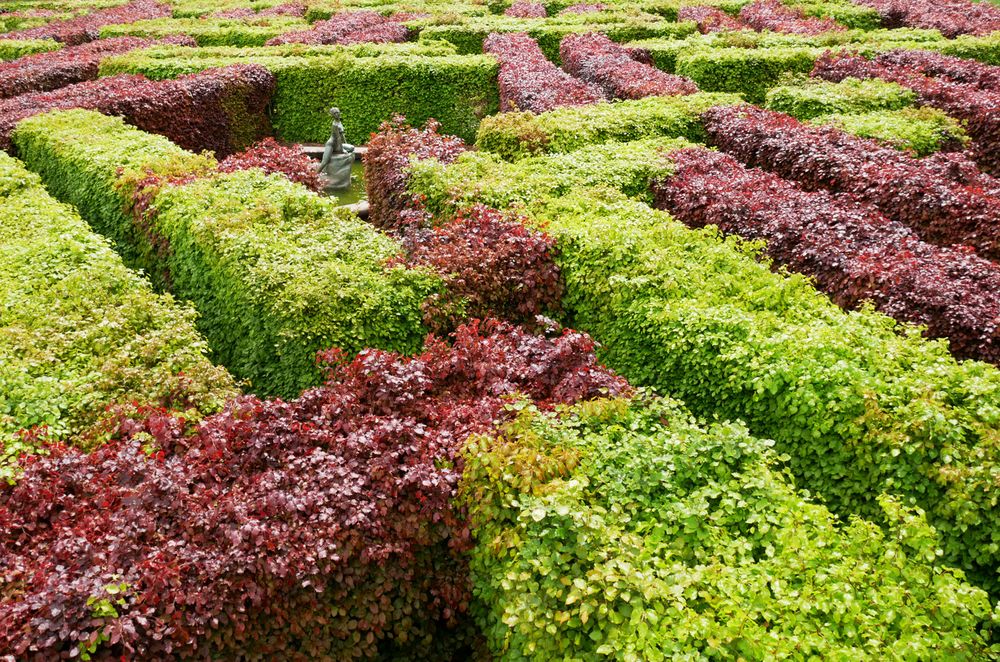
317 106 355 192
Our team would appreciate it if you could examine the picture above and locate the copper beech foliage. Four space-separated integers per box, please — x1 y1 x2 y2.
0 320 628 660
559 32 698 100
702 103 1000 261
852 0 1000 37
503 1 547 18
655 147 1000 365
218 137 324 192
483 32 605 113
0 0 169 44
265 10 408 46
738 0 844 34
812 51 1000 173
0 64 274 156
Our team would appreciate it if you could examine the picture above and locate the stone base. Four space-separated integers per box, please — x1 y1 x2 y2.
320 152 354 192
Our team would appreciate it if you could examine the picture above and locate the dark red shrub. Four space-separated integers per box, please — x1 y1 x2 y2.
812 51 1000 174
0 64 275 157
865 49 1000 92
558 3 606 14
702 103 1000 261
559 32 698 99
738 0 844 34
219 137 324 192
678 5 746 33
0 320 628 660
0 0 170 45
393 205 564 334
504 1 547 18
0 37 193 100
265 10 408 46
852 0 1000 37
655 147 1000 364
483 31 605 113
365 115 470 232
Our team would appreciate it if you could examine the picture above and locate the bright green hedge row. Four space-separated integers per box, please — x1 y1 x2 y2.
169 0 316 18
462 397 999 659
676 46 826 103
0 151 236 475
12 110 438 398
474 92 740 160
100 48 498 143
99 16 311 46
0 38 61 61
306 2 491 22
417 16 697 63
794 0 883 30
405 146 1000 595
810 106 969 156
764 76 917 119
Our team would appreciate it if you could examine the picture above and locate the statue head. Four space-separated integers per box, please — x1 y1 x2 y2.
329 106 341 120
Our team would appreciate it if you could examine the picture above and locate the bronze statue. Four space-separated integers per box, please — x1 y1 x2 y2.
317 106 355 192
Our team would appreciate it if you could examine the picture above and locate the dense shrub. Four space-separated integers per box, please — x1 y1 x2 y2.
218 137 323 192
764 75 916 118
674 45 822 102
366 116 470 232
0 36 196 99
503 1 546 17
866 47 1000 90
0 320 628 659
264 10 408 46
394 205 563 333
463 397 999 659
212 2 306 18
812 51 1000 173
677 5 746 32
0 152 235 474
13 110 437 398
0 38 60 61
559 32 698 99
483 31 605 113
702 103 1000 260
853 0 1000 37
0 0 169 44
558 2 606 14
0 63 274 157
474 91 739 160
738 0 844 34
654 147 1000 364
101 47 499 144
397 127 1000 593
811 106 968 155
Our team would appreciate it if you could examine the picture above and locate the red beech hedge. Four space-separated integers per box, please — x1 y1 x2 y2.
702 103 1000 261
558 3 606 14
863 49 1000 91
738 0 844 34
655 147 1000 365
483 32 605 113
812 51 1000 173
0 0 170 45
0 320 627 660
265 10 408 46
559 32 698 99
218 137 324 192
365 116 470 232
503 1 547 17
213 3 306 18
394 205 564 334
678 5 746 33
852 0 1000 37
0 36 195 100
0 64 274 157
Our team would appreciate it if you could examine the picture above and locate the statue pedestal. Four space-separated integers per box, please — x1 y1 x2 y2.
319 153 354 192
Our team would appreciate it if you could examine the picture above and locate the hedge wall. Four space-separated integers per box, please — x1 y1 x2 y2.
100 49 498 143
764 76 916 118
0 150 235 474
463 397 998 658
674 46 823 103
810 106 969 156
12 110 438 398
0 38 61 60
474 92 739 160
401 136 1000 595
99 16 310 46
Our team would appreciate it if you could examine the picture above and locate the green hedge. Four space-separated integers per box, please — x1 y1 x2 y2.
0 150 235 474
12 110 438 398
475 92 740 160
417 16 697 63
99 16 310 46
675 46 824 103
764 77 916 119
100 49 498 143
463 397 998 659
792 0 883 30
405 150 1000 595
0 38 61 61
810 106 970 156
